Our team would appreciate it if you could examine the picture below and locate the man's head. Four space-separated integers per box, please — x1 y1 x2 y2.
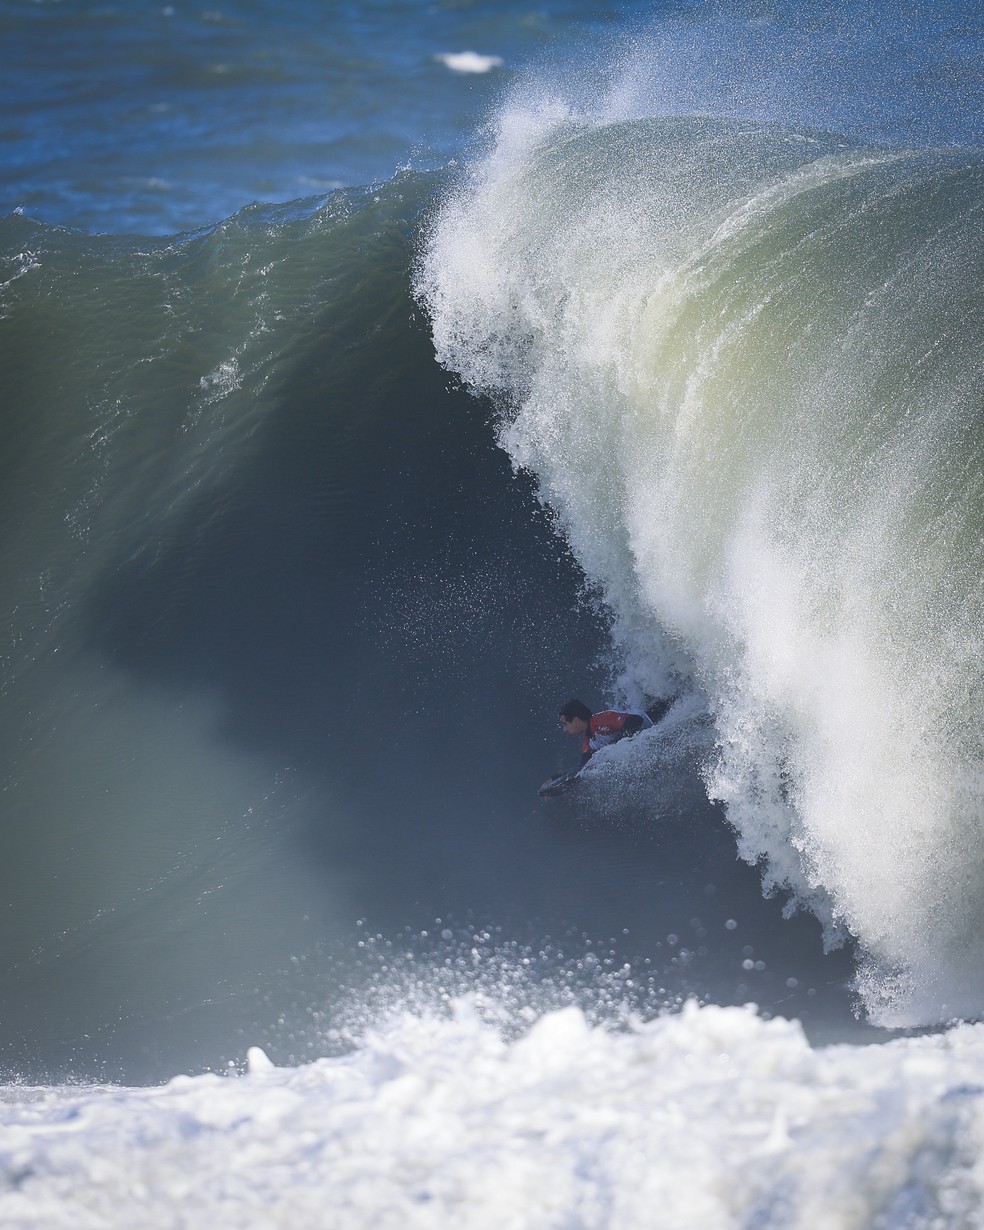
558 698 591 737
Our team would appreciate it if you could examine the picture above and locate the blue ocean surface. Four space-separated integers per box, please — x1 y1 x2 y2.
2 0 661 233
1 0 983 1224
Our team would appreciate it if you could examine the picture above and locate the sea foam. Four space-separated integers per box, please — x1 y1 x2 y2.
1 1001 982 1228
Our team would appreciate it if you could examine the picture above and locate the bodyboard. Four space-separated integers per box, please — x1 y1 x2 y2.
538 769 581 798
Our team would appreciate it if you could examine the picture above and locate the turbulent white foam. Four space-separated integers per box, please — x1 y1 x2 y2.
2 1001 983 1229
434 51 504 74
419 108 984 1025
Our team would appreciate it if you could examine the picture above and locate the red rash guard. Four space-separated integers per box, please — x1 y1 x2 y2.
581 710 652 759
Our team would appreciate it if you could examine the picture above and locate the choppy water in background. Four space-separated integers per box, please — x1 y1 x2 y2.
1 0 984 1224
2 0 655 234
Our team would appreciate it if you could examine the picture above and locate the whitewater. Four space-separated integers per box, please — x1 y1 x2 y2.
3 1002 984 1229
420 109 984 1030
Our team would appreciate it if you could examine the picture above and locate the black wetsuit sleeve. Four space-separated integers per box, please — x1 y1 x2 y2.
622 714 645 736
645 697 675 725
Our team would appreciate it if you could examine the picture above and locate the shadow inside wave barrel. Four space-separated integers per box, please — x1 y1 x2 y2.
533 703 867 1042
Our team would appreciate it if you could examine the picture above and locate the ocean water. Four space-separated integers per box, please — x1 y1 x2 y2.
2 0 984 1224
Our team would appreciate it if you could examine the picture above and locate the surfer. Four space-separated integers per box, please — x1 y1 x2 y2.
539 698 661 798
558 699 654 766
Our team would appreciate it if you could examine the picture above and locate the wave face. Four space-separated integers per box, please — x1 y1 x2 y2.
420 112 984 1026
0 184 443 1079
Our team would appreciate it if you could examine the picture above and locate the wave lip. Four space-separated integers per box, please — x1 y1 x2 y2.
419 111 984 1027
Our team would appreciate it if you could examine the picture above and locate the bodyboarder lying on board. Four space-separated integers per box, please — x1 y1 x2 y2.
539 697 665 798
559 699 654 766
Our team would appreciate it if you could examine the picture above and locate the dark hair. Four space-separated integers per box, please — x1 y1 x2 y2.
559 699 592 722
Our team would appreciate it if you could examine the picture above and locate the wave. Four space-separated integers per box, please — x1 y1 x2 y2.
7 172 808 1081
419 111 984 1026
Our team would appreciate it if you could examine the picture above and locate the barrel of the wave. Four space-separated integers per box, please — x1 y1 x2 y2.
418 112 984 1027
